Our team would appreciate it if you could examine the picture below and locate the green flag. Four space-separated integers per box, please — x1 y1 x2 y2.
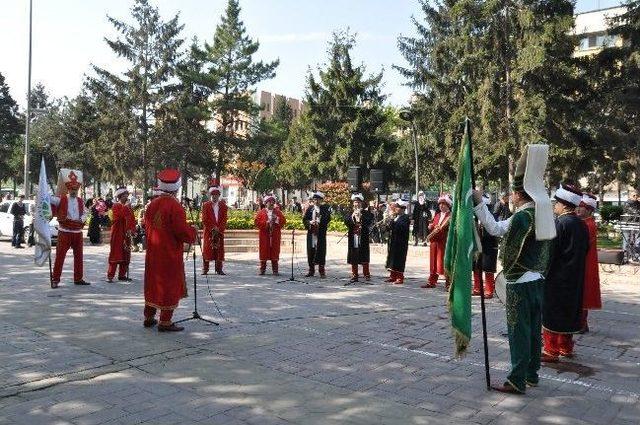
444 119 478 357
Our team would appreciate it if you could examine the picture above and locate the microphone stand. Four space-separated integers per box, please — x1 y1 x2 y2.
277 229 308 284
174 203 219 326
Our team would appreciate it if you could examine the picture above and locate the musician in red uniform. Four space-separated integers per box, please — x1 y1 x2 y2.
576 193 601 333
423 194 452 289
107 186 136 282
254 194 286 275
201 180 228 275
51 169 89 288
143 169 197 332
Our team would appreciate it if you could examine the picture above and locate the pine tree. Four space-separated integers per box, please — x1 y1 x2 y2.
88 0 184 196
396 0 581 187
594 1 640 190
182 0 278 178
302 30 389 180
0 72 22 183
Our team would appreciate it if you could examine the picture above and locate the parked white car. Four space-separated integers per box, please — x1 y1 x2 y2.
0 200 59 245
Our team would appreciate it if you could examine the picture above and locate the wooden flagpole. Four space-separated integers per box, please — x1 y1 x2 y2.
465 117 492 390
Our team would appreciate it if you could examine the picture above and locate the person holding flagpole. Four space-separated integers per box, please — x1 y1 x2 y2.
50 169 90 288
472 145 556 394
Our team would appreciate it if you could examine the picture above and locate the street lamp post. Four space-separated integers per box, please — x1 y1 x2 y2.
399 108 419 196
23 0 34 197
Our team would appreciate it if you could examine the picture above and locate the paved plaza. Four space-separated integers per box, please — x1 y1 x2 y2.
0 239 638 424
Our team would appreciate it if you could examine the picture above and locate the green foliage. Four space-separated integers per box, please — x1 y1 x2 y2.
590 0 640 191
395 0 581 187
226 209 255 229
281 30 393 187
599 204 624 222
327 218 348 233
181 0 278 178
283 212 304 230
0 72 23 183
254 168 277 194
87 0 185 195
186 209 347 232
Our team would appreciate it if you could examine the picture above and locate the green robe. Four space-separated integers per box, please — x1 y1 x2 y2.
475 203 551 393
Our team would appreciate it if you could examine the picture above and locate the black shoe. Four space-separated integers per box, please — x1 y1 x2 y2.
118 277 132 282
74 280 91 285
15 245 24 249
158 323 184 332
216 271 226 276
143 318 158 328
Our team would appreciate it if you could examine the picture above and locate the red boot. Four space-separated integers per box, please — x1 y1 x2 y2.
393 272 404 285
472 270 482 296
484 273 495 299
259 261 267 275
272 261 279 276
385 271 396 282
350 264 359 283
362 263 371 281
319 265 326 278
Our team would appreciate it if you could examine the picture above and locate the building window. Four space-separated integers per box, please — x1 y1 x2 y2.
579 37 590 50
588 35 598 48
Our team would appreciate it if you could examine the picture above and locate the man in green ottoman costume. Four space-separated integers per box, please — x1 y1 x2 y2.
472 145 556 394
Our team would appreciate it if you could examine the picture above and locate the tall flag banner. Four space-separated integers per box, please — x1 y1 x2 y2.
34 157 52 266
444 119 478 356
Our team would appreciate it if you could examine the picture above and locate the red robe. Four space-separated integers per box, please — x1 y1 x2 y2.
429 211 450 276
109 203 136 264
582 216 601 309
202 200 228 262
254 208 286 262
54 196 85 231
144 195 196 310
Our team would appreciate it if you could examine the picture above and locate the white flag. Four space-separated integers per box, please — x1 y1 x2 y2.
34 158 52 266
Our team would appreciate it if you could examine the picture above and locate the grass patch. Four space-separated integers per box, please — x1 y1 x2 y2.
597 235 621 249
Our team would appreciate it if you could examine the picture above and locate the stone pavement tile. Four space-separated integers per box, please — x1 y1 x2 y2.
617 404 640 423
201 413 248 424
2 245 640 425
140 412 192 424
72 407 130 425
47 400 105 419
4 415 75 425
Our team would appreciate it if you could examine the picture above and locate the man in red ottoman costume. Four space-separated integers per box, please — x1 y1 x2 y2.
143 169 197 332
107 186 136 282
254 194 286 275
422 194 452 289
576 193 601 333
201 179 228 275
51 169 89 288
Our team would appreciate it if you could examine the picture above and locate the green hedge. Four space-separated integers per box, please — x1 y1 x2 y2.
182 209 348 232
600 204 624 222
